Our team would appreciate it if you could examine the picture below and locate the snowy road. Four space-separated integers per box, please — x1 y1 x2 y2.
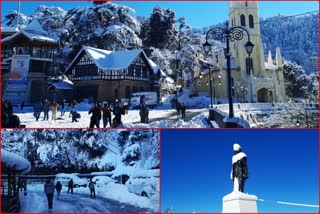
20 190 151 212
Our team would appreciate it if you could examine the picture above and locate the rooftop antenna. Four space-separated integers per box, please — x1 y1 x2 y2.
16 0 21 30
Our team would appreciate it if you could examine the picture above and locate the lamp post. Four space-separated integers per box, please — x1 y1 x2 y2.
203 21 254 121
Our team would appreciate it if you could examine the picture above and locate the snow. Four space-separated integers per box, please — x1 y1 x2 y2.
2 30 58 43
265 62 278 70
233 143 241 151
24 19 47 36
69 46 156 72
232 152 247 164
223 191 258 201
49 80 73 90
1 149 31 174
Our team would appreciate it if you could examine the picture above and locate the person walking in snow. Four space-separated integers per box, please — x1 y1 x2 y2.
139 102 149 123
34 101 43 121
176 101 181 119
230 144 248 192
180 102 186 121
67 179 74 194
61 99 67 116
88 179 96 199
52 102 59 120
112 100 125 127
88 102 102 128
43 99 50 120
102 102 112 128
55 181 62 200
44 179 55 212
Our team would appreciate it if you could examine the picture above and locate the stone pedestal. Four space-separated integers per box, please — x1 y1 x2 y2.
222 191 258 213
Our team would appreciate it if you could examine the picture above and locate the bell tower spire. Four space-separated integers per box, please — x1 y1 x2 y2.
229 1 265 78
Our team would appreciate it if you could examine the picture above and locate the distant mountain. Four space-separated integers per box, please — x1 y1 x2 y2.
260 14 318 74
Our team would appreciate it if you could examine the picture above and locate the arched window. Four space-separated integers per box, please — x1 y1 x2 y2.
249 15 254 28
240 14 246 26
246 57 253 75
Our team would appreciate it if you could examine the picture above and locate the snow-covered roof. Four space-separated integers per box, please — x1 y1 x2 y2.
1 30 58 44
2 149 31 174
24 19 48 36
49 80 73 90
67 46 158 74
148 59 167 77
265 62 278 71
1 26 19 33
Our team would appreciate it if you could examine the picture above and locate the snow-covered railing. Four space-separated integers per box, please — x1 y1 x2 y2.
2 149 31 174
209 108 250 128
216 102 318 112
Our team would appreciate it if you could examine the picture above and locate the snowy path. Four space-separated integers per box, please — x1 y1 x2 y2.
20 190 151 212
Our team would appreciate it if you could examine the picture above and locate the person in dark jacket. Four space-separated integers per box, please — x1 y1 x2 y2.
230 144 248 192
88 102 102 128
176 101 181 119
44 179 55 212
55 181 62 200
102 102 112 128
139 103 149 123
180 103 186 121
112 100 125 127
67 179 73 194
34 101 43 121
43 99 50 120
88 179 96 199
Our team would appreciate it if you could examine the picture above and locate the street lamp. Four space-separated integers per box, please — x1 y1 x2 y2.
203 21 254 121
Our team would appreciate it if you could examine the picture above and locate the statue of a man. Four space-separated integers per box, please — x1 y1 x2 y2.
230 144 248 192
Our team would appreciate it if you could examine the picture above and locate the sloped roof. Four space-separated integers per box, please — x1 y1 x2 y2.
49 79 73 90
264 62 278 71
24 19 48 36
2 149 31 174
66 46 160 74
2 30 58 44
1 26 19 33
148 59 167 76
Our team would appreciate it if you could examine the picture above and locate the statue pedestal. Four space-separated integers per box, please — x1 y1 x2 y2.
222 191 258 213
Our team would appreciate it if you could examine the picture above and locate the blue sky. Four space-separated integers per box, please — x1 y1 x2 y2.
1 1 318 28
161 129 318 212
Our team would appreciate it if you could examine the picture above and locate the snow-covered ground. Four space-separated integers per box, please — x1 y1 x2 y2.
14 92 213 128
23 178 158 212
12 93 318 128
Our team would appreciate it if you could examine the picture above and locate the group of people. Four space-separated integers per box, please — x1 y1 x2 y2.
33 99 79 122
88 100 127 128
44 178 96 212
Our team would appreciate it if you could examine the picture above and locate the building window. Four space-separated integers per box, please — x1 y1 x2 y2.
249 15 254 28
240 14 246 26
246 57 253 75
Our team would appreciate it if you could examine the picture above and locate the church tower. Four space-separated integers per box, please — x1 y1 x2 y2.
228 1 266 79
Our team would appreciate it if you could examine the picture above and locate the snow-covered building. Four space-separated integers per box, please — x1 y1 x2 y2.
1 19 64 105
65 46 161 102
195 1 287 103
2 149 31 212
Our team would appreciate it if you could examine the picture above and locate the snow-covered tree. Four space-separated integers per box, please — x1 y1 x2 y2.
260 14 318 73
282 60 312 98
4 10 31 29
